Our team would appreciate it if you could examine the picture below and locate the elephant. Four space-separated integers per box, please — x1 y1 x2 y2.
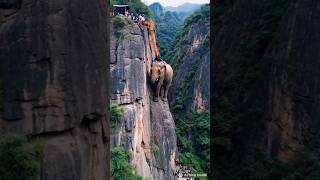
149 61 173 102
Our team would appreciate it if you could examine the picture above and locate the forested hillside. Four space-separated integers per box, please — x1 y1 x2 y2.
166 4 210 174
149 3 183 58
164 3 202 20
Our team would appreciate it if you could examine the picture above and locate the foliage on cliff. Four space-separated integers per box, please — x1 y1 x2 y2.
165 4 210 65
110 104 123 133
149 3 183 58
0 133 42 180
111 147 142 180
110 106 142 179
175 110 210 173
213 0 288 175
164 4 210 174
212 0 320 179
110 0 152 18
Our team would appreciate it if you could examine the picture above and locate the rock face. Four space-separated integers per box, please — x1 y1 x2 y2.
168 5 210 112
110 19 178 179
213 0 320 178
0 0 108 180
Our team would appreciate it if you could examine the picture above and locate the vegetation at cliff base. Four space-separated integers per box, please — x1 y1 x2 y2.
0 133 43 180
111 147 142 180
244 148 320 180
110 105 141 179
175 110 210 173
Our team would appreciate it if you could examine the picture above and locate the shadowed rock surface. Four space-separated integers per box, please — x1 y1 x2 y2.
213 0 320 178
0 0 109 179
110 19 178 179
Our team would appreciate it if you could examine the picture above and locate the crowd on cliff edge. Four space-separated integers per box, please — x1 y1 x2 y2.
113 10 146 23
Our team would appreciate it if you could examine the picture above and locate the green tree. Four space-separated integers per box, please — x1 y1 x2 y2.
111 104 123 123
110 104 123 133
0 133 42 180
110 147 142 180
111 0 152 18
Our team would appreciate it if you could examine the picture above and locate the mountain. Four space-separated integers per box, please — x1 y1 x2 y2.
149 2 164 17
166 4 210 173
149 3 183 58
110 16 178 179
213 0 320 179
165 3 204 20
165 3 202 13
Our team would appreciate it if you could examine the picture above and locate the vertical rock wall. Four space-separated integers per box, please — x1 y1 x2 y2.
110 20 178 179
168 9 210 113
213 0 320 177
0 0 108 179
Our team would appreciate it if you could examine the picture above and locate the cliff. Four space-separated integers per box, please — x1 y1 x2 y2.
0 0 108 179
165 4 210 173
110 17 178 179
168 4 210 114
213 0 320 179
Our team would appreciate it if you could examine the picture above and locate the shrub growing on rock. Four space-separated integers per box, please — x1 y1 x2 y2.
0 133 42 180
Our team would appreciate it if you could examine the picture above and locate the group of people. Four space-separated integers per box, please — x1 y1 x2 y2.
175 167 193 180
113 10 146 22
125 11 146 22
174 158 193 179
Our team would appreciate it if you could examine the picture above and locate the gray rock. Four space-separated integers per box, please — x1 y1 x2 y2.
0 0 108 179
110 18 178 179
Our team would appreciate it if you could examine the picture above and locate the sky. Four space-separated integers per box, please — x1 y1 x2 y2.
142 0 210 7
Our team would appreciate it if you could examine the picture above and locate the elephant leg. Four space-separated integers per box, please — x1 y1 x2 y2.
161 86 167 101
154 83 161 102
162 86 169 102
160 86 165 98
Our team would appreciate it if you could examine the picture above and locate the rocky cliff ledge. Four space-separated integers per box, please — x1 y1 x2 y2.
0 0 108 179
110 19 178 179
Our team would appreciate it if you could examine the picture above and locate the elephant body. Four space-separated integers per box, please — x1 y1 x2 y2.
149 61 173 102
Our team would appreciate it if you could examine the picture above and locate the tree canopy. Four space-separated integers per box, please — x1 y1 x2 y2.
111 0 152 18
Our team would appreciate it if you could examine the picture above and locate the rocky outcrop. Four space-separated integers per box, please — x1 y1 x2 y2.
213 0 320 178
0 0 108 179
167 4 210 112
110 19 178 179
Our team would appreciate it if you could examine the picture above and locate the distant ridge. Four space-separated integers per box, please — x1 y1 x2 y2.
164 3 203 13
149 2 164 17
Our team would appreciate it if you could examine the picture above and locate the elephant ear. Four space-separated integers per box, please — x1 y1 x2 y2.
162 63 166 70
159 64 166 74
